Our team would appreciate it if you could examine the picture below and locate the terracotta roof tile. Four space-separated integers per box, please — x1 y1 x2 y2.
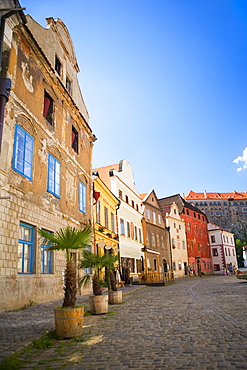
92 164 119 188
185 191 247 200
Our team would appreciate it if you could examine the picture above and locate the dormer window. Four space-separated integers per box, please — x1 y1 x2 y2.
55 56 62 76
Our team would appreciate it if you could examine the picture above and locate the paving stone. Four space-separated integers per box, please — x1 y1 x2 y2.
1 276 247 368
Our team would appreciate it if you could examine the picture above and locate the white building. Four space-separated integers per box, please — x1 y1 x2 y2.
93 160 144 282
165 202 189 278
208 223 237 274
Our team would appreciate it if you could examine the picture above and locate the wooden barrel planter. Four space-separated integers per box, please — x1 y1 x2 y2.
89 294 108 314
54 306 84 339
109 290 122 304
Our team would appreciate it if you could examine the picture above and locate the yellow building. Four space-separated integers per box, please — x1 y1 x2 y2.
92 173 120 279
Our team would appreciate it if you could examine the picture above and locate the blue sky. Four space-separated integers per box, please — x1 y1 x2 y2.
23 0 247 198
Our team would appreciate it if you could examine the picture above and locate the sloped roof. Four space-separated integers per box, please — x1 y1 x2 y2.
186 190 247 200
141 190 162 210
208 222 234 235
93 160 140 197
93 174 119 205
158 194 206 216
158 194 184 213
92 164 119 188
25 15 90 124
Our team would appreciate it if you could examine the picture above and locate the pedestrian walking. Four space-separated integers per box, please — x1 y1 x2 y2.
187 265 191 276
228 264 233 275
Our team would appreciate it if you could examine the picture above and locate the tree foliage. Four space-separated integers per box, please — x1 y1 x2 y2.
231 220 247 267
38 225 93 308
79 250 118 295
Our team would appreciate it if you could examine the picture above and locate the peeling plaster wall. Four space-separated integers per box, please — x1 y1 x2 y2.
25 15 89 123
0 12 95 311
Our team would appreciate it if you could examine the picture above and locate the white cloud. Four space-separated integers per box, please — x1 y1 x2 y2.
233 156 242 164
233 147 247 171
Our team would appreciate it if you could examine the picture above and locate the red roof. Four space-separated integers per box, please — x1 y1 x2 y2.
93 164 119 188
185 190 247 200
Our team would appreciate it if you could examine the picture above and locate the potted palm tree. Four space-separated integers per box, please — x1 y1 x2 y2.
38 225 92 339
79 250 112 314
104 253 123 305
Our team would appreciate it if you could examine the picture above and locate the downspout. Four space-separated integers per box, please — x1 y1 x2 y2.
220 230 226 270
141 217 148 272
115 199 121 276
166 225 173 278
0 5 26 152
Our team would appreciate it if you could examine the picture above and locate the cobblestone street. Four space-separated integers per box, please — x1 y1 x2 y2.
1 275 247 369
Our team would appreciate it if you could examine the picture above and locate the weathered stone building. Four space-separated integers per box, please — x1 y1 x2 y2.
0 8 95 311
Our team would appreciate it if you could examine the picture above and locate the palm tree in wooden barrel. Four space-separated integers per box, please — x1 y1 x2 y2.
103 252 123 304
79 250 116 314
38 225 92 338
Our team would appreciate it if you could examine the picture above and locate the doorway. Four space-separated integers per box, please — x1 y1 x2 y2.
163 259 168 273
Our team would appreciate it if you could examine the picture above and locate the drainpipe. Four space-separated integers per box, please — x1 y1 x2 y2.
115 199 121 276
0 78 11 151
141 217 148 271
0 6 26 152
166 225 173 279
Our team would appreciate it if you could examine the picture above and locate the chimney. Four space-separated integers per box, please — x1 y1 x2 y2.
204 190 207 198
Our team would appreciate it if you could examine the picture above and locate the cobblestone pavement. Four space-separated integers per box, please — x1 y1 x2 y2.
1 276 247 369
0 285 143 363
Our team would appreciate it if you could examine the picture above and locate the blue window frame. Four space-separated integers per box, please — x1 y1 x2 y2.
79 182 86 214
12 124 34 180
40 231 53 274
96 200 101 224
48 154 60 197
18 223 34 274
85 246 91 274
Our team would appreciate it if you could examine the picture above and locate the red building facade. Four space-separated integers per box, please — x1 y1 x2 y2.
158 194 213 275
180 204 213 275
